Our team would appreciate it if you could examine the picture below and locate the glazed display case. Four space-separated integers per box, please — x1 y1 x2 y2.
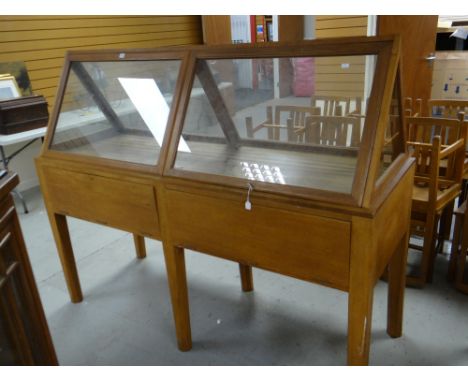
36 36 414 365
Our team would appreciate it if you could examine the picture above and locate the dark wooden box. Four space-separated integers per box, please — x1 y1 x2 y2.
0 95 49 135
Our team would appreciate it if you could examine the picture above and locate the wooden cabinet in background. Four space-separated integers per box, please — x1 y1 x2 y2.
0 172 57 365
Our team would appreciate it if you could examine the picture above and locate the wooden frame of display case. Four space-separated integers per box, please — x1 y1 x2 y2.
36 48 255 302
36 35 414 365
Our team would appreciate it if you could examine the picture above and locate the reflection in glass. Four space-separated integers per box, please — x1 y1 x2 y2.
50 60 182 165
378 76 405 179
174 55 376 194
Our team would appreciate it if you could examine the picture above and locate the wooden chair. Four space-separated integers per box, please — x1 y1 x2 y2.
406 116 466 287
428 99 468 120
311 95 362 117
301 115 361 147
448 200 468 294
245 105 320 142
428 100 468 203
404 97 422 117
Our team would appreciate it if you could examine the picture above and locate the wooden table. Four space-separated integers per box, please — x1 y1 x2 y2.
0 126 47 213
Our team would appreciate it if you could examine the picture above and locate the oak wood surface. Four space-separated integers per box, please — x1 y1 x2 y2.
133 235 147 259
39 165 160 239
378 16 437 102
36 36 413 365
165 188 351 291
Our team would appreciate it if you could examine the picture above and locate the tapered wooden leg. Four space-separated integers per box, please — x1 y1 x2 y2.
162 243 192 351
239 264 254 292
387 232 408 338
48 213 82 303
133 234 147 259
348 286 373 365
348 218 374 366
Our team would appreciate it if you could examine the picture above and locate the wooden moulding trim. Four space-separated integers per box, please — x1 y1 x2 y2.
65 49 188 62
190 36 394 59
155 50 192 173
362 38 403 208
0 173 19 199
41 58 71 155
164 168 361 209
62 35 395 61
163 51 198 173
162 174 377 218
42 49 190 177
372 154 415 212
39 150 161 181
352 39 399 208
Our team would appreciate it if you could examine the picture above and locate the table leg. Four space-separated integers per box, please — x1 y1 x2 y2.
133 234 147 259
48 213 82 303
163 243 192 351
0 145 28 214
12 190 29 214
239 264 254 292
387 232 408 338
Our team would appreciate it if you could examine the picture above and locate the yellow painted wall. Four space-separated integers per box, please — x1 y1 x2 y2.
314 16 368 98
0 15 203 111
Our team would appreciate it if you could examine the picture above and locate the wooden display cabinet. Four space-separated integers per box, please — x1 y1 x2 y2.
36 36 414 365
0 172 57 365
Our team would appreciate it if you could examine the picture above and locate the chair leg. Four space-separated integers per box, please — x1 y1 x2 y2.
447 214 462 282
407 214 438 287
426 216 440 283
436 203 454 254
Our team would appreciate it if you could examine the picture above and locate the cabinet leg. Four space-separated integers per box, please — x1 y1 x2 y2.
239 264 254 292
133 234 147 259
162 243 192 351
387 232 408 338
48 213 82 303
347 287 373 365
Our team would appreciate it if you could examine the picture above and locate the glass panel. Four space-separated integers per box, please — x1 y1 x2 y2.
50 60 182 166
377 76 405 179
174 55 376 194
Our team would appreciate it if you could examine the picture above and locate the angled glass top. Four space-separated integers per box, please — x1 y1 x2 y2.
174 55 376 194
50 60 181 166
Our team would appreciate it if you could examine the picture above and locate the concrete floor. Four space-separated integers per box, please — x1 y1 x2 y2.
16 188 468 366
